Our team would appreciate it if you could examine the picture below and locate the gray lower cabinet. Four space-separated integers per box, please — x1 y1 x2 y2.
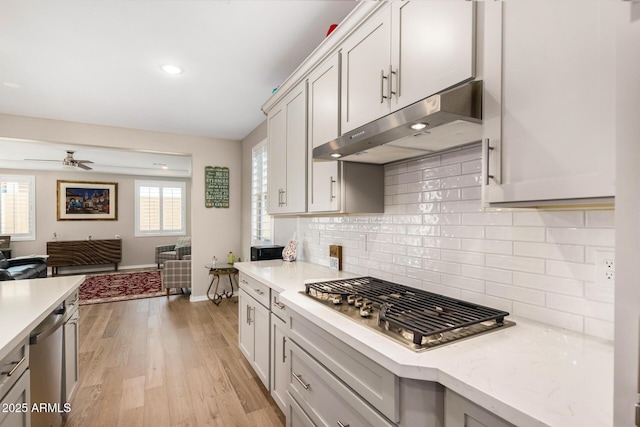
288 339 394 427
238 287 270 390
270 291 289 414
445 390 515 427
0 337 30 427
62 309 79 405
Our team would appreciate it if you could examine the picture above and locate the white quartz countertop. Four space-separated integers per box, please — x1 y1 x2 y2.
235 261 613 427
0 275 85 360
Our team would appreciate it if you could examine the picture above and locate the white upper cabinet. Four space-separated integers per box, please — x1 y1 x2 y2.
267 82 307 214
341 1 475 134
390 1 475 111
308 53 341 212
483 0 616 205
307 53 385 214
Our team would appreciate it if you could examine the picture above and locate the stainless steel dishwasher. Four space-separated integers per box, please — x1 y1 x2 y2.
30 305 65 427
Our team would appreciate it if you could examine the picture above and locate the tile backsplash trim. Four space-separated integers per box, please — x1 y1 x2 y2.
295 144 614 340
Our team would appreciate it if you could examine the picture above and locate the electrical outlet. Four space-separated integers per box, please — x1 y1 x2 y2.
595 250 615 286
329 257 339 270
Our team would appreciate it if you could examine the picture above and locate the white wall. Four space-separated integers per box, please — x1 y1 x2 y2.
0 167 189 269
298 144 615 340
0 113 242 300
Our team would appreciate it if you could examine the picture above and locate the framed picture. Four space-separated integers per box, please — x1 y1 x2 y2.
57 180 118 221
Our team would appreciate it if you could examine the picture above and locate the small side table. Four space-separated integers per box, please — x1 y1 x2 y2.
205 264 239 305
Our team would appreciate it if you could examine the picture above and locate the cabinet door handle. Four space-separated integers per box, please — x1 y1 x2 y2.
2 356 26 377
246 304 251 324
484 138 495 185
380 70 389 103
282 336 287 363
391 68 399 98
292 372 310 390
330 176 336 201
337 422 350 427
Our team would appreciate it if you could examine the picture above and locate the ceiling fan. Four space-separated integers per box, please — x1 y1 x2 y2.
26 150 94 170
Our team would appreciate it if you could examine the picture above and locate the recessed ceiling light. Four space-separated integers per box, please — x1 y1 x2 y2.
411 123 427 131
161 64 183 75
331 153 342 158
2 82 21 89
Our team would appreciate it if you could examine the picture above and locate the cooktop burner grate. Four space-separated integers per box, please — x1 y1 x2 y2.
305 277 514 350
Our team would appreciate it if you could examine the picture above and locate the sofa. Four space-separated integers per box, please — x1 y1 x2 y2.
0 253 48 281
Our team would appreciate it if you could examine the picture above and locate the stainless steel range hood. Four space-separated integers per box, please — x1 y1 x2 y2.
313 80 483 164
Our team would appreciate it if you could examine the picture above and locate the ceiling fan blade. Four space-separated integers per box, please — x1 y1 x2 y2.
24 158 60 162
76 163 93 170
75 160 94 164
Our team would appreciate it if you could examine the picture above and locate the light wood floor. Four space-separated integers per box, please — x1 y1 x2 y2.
64 295 286 427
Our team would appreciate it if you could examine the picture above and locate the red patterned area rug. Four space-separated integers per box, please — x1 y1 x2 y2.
79 270 179 305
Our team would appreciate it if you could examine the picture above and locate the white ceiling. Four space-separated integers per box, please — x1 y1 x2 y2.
0 0 357 176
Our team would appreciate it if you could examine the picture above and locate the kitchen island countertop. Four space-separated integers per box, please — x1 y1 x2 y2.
0 275 85 361
235 260 612 427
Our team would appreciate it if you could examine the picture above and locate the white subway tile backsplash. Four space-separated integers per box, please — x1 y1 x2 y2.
584 283 615 303
440 200 484 213
546 260 594 282
461 212 513 226
423 189 461 202
297 146 615 339
461 159 482 174
406 225 439 237
546 227 615 247
461 265 513 285
546 294 614 322
585 210 615 228
461 238 513 255
513 211 584 227
423 164 461 179
440 225 485 239
513 272 584 297
441 250 485 266
406 179 441 192
513 242 584 263
424 237 461 250
486 282 545 306
461 186 482 200
513 303 584 333
441 273 484 293
486 254 545 274
424 214 461 225
441 173 482 189
486 226 546 242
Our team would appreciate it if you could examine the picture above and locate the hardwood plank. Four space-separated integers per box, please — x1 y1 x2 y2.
66 296 284 426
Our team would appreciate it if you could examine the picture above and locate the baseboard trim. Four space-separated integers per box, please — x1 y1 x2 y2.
189 294 209 303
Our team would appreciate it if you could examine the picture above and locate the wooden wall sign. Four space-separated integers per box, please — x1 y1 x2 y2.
205 166 229 208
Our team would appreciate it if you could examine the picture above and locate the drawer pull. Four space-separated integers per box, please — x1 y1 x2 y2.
3 356 26 377
292 372 310 390
337 422 350 427
254 288 264 296
241 279 248 285
274 301 285 310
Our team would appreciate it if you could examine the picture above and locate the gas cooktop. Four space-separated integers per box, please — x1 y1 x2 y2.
304 276 515 351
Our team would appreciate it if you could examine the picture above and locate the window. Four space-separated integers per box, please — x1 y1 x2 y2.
0 175 36 241
252 140 272 244
135 180 186 236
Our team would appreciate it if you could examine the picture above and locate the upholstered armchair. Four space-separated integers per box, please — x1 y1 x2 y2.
155 236 191 268
162 255 191 296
